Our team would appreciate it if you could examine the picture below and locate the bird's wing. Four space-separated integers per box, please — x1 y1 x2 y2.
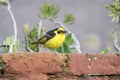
39 33 55 44
32 29 56 44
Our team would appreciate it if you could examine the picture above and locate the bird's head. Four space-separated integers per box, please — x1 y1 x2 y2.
54 27 67 35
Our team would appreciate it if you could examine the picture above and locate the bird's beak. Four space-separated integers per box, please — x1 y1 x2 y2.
63 30 67 33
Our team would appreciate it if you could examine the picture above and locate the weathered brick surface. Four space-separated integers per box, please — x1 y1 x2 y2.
0 73 48 80
68 53 120 76
79 76 120 80
0 53 120 80
4 73 48 80
0 52 62 77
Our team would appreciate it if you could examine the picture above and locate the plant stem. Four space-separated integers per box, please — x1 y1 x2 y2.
50 19 82 53
36 19 42 52
113 23 120 52
5 0 17 53
24 37 33 52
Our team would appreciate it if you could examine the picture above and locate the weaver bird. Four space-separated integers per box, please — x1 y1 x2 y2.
31 27 67 49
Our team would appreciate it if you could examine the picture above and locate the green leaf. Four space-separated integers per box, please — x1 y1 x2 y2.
13 40 20 52
0 0 7 5
27 27 38 51
114 0 119 10
56 42 71 53
64 14 75 24
105 1 120 14
40 3 59 20
105 5 115 13
28 27 38 42
108 13 116 17
26 27 46 51
105 0 120 24
65 34 74 46
56 33 74 53
101 47 110 54
23 23 29 36
3 36 19 53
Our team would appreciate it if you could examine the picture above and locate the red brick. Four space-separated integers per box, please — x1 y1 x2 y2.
0 52 62 76
78 76 120 80
1 53 120 79
0 78 9 80
1 73 48 80
68 53 120 75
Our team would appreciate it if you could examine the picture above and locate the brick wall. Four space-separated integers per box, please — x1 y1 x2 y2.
0 52 120 80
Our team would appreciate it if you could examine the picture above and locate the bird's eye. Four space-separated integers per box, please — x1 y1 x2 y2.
57 30 63 34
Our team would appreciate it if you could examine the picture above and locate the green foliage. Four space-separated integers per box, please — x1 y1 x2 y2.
105 0 120 53
23 23 46 52
28 27 38 42
27 27 38 51
3 36 19 53
0 0 13 5
0 0 7 5
64 14 75 24
105 0 120 23
24 25 73 53
39 3 75 53
56 34 73 53
24 25 73 54
23 23 29 37
0 59 5 74
56 42 71 53
101 47 110 54
40 3 59 20
23 3 75 53
64 34 74 46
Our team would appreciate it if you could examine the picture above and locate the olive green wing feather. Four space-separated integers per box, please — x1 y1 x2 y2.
38 34 53 44
31 33 55 44
31 29 56 44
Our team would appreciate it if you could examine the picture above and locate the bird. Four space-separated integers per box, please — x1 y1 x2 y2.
31 27 67 50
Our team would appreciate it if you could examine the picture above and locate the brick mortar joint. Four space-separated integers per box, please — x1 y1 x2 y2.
61 54 69 75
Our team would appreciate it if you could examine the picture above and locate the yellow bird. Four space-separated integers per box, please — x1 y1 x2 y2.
31 27 67 49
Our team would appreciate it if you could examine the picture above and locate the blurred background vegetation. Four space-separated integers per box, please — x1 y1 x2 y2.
0 0 118 53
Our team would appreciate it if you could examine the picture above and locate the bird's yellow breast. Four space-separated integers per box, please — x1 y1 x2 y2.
44 34 65 49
